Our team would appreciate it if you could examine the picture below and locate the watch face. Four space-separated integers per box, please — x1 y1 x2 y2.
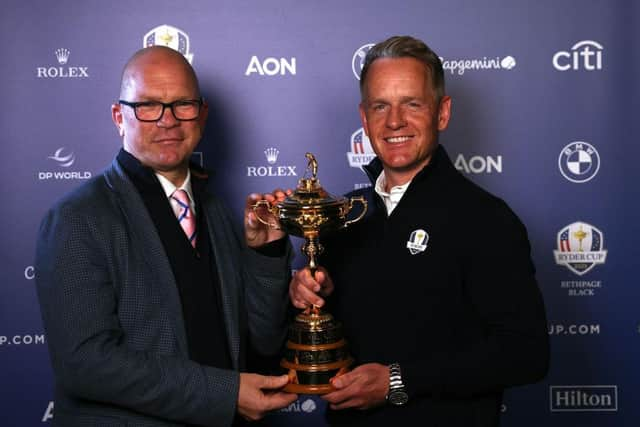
388 390 409 406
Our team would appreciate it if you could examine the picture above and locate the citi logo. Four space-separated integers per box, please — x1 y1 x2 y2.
247 147 297 177
553 40 603 71
36 48 89 78
454 154 502 174
246 56 296 76
550 386 617 411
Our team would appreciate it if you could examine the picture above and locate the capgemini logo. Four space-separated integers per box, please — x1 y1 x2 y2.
265 147 280 164
55 48 70 65
48 147 75 167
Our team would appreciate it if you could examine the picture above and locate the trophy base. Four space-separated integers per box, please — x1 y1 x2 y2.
281 309 353 394
281 357 354 394
283 382 335 394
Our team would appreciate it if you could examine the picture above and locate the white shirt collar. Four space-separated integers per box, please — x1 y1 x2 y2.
155 169 196 213
374 170 412 216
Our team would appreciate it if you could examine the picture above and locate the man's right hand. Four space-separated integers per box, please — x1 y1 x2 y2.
289 266 334 309
237 373 298 422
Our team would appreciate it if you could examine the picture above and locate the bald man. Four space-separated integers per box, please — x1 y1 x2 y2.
36 46 297 427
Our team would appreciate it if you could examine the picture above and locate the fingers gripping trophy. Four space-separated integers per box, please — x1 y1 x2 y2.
253 153 367 393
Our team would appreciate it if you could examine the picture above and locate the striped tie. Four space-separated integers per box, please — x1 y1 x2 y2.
171 189 196 248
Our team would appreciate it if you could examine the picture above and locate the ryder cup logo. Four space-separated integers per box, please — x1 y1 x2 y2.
554 222 607 276
144 25 194 64
558 141 600 183
347 128 376 170
406 229 429 255
352 43 374 79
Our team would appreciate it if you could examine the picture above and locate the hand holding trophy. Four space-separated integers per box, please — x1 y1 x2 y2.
252 153 367 393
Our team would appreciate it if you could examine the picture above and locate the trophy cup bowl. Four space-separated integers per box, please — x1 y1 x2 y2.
253 153 367 393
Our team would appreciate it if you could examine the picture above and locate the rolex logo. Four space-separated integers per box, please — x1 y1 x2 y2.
265 147 280 164
37 48 88 79
55 48 70 65
247 147 296 177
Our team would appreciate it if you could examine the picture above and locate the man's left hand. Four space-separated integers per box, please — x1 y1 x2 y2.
322 363 389 410
245 189 291 247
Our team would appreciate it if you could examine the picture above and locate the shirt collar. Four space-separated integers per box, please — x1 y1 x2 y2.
374 170 412 216
156 169 196 212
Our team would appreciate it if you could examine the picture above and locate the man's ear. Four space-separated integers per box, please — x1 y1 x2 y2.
111 103 125 136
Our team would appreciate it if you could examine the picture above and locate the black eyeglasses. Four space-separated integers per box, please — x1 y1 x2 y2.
118 99 203 122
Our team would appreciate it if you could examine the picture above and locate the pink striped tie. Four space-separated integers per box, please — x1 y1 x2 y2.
171 189 196 248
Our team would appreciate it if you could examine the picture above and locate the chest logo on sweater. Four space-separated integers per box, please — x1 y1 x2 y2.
406 229 429 255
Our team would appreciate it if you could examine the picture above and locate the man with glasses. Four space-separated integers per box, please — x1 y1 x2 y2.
35 45 297 426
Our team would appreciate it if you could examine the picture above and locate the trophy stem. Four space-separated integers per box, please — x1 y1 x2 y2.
302 233 323 277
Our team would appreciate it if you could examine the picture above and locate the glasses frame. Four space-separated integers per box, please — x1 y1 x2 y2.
118 98 204 122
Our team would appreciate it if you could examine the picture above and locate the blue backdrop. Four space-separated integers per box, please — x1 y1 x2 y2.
1 0 638 425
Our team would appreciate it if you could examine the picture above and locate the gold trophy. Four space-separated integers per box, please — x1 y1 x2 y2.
253 153 367 393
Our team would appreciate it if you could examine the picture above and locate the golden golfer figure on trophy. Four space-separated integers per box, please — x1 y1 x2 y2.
253 152 367 393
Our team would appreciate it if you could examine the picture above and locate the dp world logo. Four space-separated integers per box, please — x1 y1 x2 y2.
48 147 75 167
558 141 600 183
554 221 607 276
144 24 194 64
352 43 374 79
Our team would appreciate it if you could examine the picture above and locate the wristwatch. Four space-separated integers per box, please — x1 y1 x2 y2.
386 363 409 406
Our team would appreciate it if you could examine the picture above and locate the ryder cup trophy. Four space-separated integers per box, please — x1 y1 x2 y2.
253 153 367 393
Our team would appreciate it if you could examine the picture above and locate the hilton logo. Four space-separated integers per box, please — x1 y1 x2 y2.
36 48 89 78
550 385 617 411
247 147 297 177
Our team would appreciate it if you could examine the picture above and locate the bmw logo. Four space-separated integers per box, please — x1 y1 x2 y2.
558 141 600 183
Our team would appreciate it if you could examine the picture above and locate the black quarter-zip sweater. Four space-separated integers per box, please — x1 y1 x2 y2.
321 145 549 427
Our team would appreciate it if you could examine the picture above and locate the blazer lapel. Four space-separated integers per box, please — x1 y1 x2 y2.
103 159 189 354
202 200 241 369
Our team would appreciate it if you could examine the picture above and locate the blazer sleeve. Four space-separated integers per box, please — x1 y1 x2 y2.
35 197 239 427
207 198 293 357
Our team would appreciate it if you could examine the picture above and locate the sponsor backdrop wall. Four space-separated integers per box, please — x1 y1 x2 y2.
1 0 637 425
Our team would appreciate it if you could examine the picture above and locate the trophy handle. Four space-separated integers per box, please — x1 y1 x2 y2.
343 196 367 228
252 200 281 230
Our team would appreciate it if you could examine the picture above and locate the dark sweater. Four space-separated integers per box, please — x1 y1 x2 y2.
117 149 231 370
321 145 549 427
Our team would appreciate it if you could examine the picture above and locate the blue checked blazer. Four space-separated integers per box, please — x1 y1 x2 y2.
35 158 292 427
